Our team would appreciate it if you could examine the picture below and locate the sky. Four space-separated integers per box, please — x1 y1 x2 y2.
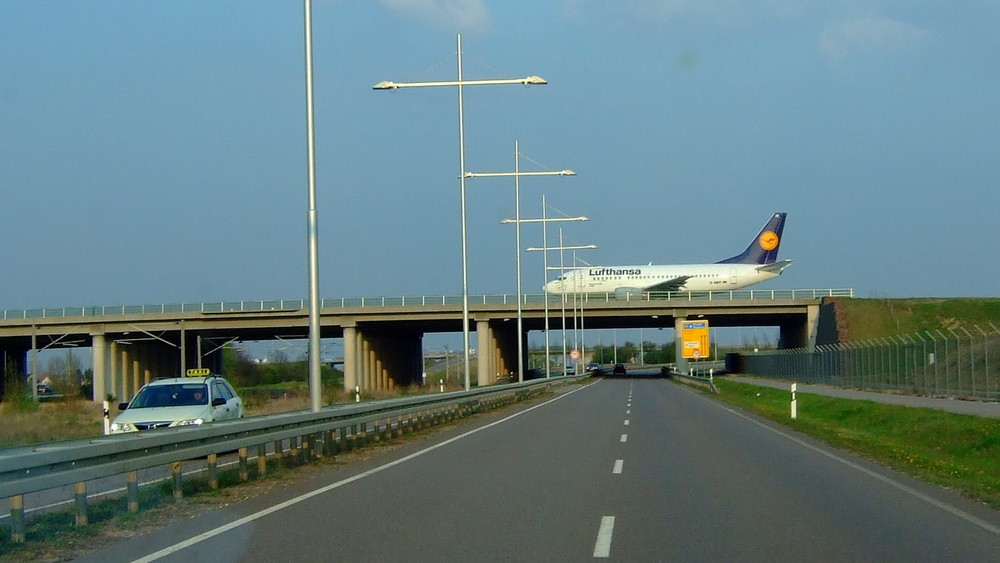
3 0 1000 318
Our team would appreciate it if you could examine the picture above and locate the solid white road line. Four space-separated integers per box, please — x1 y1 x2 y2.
593 516 616 558
699 390 1000 538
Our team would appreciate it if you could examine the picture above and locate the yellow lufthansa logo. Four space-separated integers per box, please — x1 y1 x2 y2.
759 231 779 251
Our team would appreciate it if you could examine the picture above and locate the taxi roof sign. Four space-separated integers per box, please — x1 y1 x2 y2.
186 368 212 377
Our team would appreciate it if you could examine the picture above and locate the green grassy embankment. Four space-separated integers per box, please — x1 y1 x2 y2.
831 297 1000 340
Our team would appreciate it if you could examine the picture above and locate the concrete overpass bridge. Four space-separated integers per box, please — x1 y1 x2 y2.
0 289 851 401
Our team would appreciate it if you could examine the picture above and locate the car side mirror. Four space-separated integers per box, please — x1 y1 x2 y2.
118 402 129 411
212 398 227 407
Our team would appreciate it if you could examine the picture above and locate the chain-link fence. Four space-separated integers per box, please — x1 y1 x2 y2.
741 324 1000 401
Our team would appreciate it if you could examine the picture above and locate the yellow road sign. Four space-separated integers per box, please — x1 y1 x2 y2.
681 320 710 359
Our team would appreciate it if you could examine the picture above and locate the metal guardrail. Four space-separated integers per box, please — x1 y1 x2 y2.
0 377 572 501
667 366 720 393
1 289 854 320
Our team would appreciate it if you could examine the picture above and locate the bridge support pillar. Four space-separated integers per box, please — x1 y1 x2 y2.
477 319 491 387
343 324 358 392
475 318 519 385
119 347 131 400
674 316 689 375
109 341 119 402
0 344 29 402
91 333 107 402
349 328 422 393
778 304 820 351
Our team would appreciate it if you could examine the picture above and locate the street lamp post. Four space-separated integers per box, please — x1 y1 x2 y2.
374 34 547 391
465 142 575 382
518 211 588 378
302 0 323 412
528 230 595 376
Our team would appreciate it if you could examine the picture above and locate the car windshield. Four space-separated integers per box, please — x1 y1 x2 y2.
130 383 209 408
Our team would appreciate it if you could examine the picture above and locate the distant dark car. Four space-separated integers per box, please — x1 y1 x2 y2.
36 384 55 395
586 362 601 372
612 364 626 376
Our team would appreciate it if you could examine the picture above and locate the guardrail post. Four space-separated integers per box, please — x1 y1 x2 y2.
239 447 249 481
257 444 267 476
127 470 139 513
208 453 219 489
289 436 300 464
10 495 25 543
273 439 284 470
323 429 335 456
172 462 183 500
307 434 318 460
74 482 88 526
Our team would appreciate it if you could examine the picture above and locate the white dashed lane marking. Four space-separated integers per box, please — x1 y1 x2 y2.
594 516 616 558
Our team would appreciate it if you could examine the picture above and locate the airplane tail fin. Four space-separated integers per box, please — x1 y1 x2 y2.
716 212 786 265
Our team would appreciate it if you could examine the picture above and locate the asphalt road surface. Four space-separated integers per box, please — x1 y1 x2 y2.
76 379 1000 562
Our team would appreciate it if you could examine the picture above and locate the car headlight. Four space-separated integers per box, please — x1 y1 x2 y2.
174 418 205 427
109 422 135 433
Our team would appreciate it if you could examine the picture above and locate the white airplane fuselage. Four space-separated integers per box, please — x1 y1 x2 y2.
544 262 783 294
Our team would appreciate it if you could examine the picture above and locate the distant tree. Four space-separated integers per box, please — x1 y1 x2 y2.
268 348 290 364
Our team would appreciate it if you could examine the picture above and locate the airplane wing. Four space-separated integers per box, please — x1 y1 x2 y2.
756 259 792 274
643 276 692 292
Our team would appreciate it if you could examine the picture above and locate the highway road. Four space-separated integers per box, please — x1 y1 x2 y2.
76 378 1000 562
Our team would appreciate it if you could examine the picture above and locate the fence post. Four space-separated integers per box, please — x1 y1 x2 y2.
937 330 950 395
949 329 962 396
961 327 975 398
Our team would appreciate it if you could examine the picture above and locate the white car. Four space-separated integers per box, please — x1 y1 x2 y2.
110 374 244 434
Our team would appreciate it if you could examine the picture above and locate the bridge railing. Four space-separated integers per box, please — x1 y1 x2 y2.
0 289 854 321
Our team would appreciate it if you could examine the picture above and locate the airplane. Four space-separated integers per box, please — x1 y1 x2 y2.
543 212 791 296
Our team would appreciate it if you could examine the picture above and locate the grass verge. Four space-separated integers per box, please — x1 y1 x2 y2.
709 378 1000 509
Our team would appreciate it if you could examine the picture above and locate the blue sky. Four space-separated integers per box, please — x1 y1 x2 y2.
3 1 999 313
